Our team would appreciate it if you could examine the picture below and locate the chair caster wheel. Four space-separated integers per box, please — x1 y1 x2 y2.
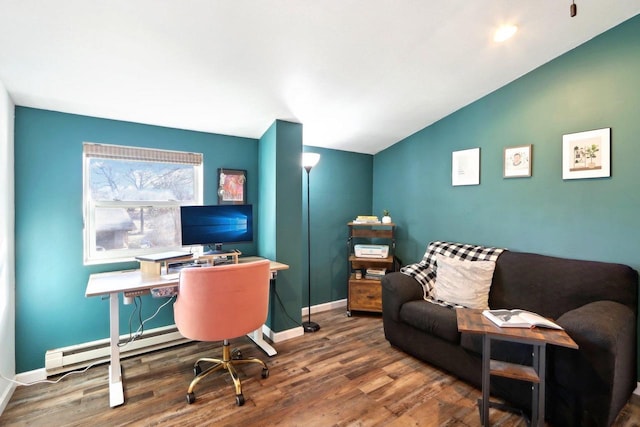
235 394 245 406
186 392 196 404
261 368 269 379
194 364 202 376
232 349 243 359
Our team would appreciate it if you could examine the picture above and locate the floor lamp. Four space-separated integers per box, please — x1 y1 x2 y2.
302 152 321 333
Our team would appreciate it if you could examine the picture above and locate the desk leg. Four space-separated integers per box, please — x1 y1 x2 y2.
247 273 278 356
247 327 277 357
108 292 124 407
481 334 490 426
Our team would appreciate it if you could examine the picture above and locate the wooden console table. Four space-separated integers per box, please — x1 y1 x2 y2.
456 308 577 426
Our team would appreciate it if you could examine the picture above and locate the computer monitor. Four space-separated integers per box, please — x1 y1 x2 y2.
180 204 253 254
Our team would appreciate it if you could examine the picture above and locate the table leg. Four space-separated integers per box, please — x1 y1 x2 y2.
532 344 546 427
108 292 124 407
481 334 491 426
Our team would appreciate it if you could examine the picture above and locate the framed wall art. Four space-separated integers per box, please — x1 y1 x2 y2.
452 148 480 186
503 144 532 178
217 168 247 204
562 128 611 180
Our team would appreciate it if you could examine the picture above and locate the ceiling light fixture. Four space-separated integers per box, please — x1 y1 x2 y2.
494 25 518 42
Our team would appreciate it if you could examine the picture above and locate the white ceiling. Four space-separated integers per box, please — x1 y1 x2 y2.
1 1 638 154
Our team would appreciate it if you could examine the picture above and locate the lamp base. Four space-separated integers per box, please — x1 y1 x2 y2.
302 321 321 333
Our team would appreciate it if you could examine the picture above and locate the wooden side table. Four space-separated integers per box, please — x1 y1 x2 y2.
346 222 395 315
456 309 578 426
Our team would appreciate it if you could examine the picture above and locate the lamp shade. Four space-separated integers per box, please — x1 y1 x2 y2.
302 152 321 170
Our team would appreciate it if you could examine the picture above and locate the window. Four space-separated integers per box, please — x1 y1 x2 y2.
83 143 203 264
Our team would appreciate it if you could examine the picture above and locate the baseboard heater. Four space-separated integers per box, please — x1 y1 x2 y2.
45 325 190 376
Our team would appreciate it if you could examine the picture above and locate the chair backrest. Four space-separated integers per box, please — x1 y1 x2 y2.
173 259 271 341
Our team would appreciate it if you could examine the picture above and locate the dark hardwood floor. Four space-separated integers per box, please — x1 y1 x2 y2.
2 308 640 426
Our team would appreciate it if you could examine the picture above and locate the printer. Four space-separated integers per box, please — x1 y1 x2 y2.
354 244 389 258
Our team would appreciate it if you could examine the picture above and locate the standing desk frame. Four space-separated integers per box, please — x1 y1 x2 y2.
85 257 288 408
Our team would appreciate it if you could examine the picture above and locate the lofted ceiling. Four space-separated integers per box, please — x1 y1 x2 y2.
0 1 638 154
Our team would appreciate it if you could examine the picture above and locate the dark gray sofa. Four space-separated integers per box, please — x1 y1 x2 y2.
382 249 638 426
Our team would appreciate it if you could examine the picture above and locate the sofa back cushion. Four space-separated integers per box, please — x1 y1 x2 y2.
489 251 638 319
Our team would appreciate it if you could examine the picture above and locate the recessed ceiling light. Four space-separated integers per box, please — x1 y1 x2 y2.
494 25 518 42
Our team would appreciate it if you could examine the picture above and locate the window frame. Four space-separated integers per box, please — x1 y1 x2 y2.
83 142 203 265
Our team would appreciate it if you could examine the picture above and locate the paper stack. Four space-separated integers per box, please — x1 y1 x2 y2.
365 267 387 280
353 215 380 224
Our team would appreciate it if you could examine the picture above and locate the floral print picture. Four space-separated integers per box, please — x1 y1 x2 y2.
218 169 247 204
562 128 611 180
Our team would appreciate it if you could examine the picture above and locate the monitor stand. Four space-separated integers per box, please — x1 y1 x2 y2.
204 243 226 255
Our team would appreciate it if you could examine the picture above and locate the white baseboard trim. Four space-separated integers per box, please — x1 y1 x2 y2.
302 298 347 317
11 299 349 390
264 324 304 343
263 299 347 344
15 368 47 384
0 381 17 417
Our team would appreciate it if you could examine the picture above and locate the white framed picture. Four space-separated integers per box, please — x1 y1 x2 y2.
503 145 532 178
452 148 480 186
562 128 611 180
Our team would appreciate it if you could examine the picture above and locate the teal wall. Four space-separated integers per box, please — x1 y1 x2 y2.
374 15 640 272
303 146 373 305
258 123 277 260
258 120 305 332
13 108 372 372
14 108 259 372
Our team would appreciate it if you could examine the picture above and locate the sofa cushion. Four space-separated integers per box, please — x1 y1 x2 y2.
432 255 496 309
490 251 638 319
399 300 460 343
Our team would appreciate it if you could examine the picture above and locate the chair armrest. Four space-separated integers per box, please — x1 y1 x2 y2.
381 272 423 321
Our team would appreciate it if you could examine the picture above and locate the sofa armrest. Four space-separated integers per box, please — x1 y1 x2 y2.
552 300 636 425
381 272 423 321
556 300 635 367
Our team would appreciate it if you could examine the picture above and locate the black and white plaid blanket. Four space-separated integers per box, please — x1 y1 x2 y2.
401 241 506 305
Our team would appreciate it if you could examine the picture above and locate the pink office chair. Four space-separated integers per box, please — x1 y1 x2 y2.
173 259 271 406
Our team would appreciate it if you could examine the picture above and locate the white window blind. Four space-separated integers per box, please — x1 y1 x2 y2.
83 142 203 264
83 143 202 165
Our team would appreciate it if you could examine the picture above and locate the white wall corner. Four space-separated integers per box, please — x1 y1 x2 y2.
0 380 17 417
1 367 48 414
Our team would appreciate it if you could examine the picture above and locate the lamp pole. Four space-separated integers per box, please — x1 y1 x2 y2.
302 152 320 333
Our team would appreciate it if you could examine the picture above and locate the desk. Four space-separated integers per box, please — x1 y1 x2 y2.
456 309 577 426
86 256 289 408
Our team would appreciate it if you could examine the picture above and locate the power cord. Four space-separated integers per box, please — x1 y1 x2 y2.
119 295 176 348
119 295 144 347
0 361 101 386
272 286 302 328
1 295 177 387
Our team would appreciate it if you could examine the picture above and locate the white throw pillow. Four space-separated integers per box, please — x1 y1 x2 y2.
433 255 496 309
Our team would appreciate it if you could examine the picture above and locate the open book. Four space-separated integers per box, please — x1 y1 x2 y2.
482 309 563 330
